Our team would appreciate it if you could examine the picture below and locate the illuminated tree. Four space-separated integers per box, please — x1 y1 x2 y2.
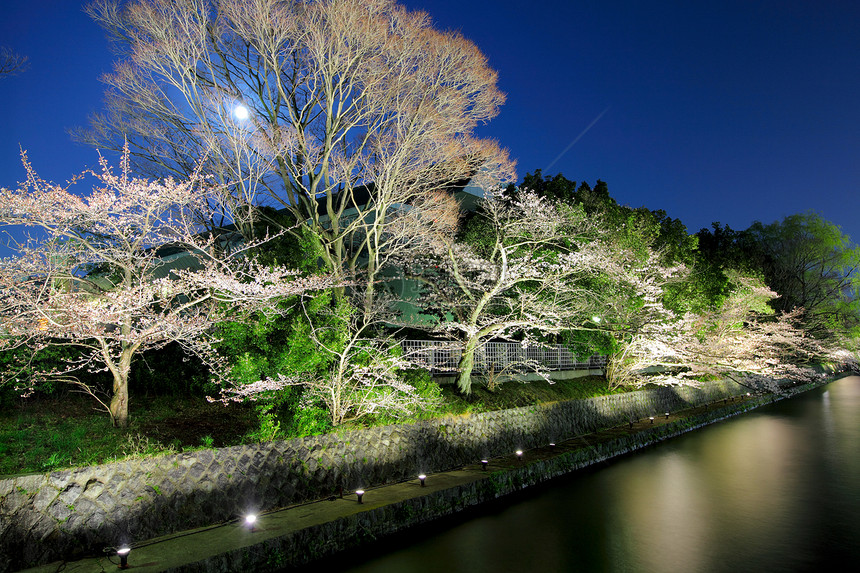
0 151 331 427
697 214 860 339
607 274 821 392
213 295 439 426
78 0 513 315
399 189 638 394
744 212 860 337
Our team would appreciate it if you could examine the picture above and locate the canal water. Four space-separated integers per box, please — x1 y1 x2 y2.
326 376 860 573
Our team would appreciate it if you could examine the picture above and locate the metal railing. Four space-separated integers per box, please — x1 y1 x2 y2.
400 339 607 374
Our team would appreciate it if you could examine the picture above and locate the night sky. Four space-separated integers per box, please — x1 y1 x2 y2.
2 0 858 243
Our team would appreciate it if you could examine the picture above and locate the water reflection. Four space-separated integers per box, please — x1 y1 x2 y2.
331 377 859 573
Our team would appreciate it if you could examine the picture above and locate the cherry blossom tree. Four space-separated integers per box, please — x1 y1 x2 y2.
606 274 822 392
78 0 514 314
0 151 331 427
398 188 633 394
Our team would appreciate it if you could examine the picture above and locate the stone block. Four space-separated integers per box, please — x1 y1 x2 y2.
0 479 14 499
82 506 109 531
1 489 29 516
47 470 73 491
94 489 117 509
194 449 215 468
46 496 74 522
187 461 207 481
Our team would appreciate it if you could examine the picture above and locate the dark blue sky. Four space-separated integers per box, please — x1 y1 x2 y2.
2 0 859 242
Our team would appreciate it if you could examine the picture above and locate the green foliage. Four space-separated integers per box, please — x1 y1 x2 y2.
698 213 860 338
401 368 444 408
242 392 333 442
747 212 860 336
248 220 327 274
513 169 578 203
129 342 211 396
558 328 618 360
217 289 344 385
289 394 333 437
213 226 337 433
216 288 350 438
513 170 713 325
375 368 444 423
246 403 282 442
0 394 258 475
0 344 103 398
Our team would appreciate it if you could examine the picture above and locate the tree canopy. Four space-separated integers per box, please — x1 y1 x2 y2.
698 213 860 338
0 151 331 427
79 0 514 304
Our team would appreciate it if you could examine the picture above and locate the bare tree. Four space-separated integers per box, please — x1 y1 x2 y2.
0 150 332 427
0 47 29 78
77 0 513 311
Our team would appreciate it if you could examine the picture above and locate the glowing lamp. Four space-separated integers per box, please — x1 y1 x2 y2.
117 546 131 570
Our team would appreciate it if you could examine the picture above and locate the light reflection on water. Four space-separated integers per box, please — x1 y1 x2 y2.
327 377 860 573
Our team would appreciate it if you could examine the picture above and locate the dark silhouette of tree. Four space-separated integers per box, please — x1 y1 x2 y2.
0 47 29 78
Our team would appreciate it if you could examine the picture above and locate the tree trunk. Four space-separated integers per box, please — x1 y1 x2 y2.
456 336 481 394
109 372 130 428
108 345 135 428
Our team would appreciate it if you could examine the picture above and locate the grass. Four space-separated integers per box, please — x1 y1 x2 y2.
437 375 630 414
0 392 257 477
0 375 624 477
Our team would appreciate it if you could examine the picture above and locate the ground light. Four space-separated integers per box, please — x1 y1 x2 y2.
117 546 130 570
244 514 257 532
649 416 654 424
481 459 488 470
418 474 426 487
356 489 365 504
516 450 523 462
665 412 670 419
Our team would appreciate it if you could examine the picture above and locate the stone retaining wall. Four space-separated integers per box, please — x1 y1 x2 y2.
0 379 749 572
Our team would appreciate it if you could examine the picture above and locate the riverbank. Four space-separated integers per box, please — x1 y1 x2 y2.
17 375 837 573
